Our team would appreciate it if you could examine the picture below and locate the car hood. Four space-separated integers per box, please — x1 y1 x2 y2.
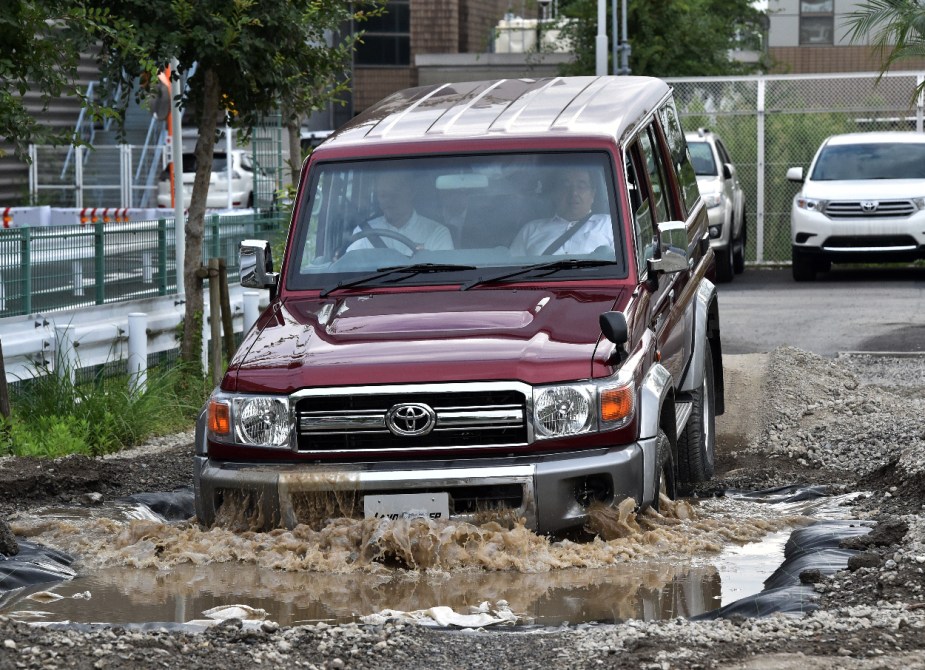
228 287 627 393
802 178 925 200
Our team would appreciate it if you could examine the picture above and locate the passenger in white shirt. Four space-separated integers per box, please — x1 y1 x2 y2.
509 167 613 256
348 171 453 253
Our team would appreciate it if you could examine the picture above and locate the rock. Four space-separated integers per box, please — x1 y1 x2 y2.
0 517 18 556
848 552 881 571
799 569 823 584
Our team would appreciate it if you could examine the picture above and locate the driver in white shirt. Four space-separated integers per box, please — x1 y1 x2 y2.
509 167 613 256
347 171 454 253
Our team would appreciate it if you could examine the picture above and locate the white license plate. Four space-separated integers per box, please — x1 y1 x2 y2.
363 492 450 521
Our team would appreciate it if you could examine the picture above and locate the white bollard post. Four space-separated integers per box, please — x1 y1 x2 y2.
54 324 77 385
128 312 147 395
243 291 260 334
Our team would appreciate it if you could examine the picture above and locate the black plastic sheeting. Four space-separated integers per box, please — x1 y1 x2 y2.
0 490 194 597
0 541 76 593
696 518 874 620
726 484 831 503
120 489 195 522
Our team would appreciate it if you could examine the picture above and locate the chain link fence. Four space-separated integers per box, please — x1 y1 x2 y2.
667 71 925 263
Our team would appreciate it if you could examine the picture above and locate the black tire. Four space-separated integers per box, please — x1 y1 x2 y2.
733 213 746 275
715 245 734 283
652 429 677 513
792 247 817 282
677 343 716 485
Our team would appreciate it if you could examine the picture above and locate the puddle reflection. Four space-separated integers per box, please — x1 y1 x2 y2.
5 560 721 627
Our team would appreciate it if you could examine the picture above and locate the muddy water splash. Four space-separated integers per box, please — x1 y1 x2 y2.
10 496 806 575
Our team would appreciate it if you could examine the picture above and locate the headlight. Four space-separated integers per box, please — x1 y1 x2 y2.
796 197 827 212
533 380 635 440
534 386 594 438
208 393 291 448
913 197 925 210
703 193 723 209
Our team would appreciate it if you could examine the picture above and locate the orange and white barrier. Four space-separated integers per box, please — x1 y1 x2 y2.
1 206 51 228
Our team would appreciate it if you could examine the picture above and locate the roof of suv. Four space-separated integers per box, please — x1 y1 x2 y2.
320 76 671 149
825 131 925 146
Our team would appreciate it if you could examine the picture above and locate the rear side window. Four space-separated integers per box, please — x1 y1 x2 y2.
657 100 699 216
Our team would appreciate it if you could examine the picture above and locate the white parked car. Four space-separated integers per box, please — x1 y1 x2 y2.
685 129 746 283
788 132 925 281
157 149 275 209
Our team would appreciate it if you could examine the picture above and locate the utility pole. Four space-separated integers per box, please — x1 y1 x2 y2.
617 0 631 75
596 0 608 76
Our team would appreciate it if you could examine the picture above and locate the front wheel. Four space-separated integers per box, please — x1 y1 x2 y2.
733 213 746 275
677 343 716 485
652 429 677 513
792 247 817 282
715 245 734 283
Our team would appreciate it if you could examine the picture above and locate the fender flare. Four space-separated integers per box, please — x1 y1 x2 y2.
679 277 725 414
638 362 676 507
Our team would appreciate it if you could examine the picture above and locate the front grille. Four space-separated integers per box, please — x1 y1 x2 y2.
295 389 528 453
824 200 916 219
822 235 918 250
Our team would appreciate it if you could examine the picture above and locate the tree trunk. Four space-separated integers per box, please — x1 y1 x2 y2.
180 67 223 365
285 113 302 189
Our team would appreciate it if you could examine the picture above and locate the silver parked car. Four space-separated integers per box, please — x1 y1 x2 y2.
685 129 746 282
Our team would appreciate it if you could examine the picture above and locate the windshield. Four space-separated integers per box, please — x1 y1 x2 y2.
286 152 627 291
811 142 925 180
687 141 717 176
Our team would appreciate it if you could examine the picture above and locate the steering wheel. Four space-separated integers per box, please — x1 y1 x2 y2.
340 228 418 256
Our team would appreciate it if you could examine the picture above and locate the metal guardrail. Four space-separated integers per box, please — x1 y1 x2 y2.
0 287 268 385
0 211 286 319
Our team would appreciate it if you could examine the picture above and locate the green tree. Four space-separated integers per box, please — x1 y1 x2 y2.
557 0 767 77
91 0 381 364
845 0 925 85
0 1 141 160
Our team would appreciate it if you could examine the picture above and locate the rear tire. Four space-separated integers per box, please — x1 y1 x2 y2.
677 343 716 485
792 247 817 282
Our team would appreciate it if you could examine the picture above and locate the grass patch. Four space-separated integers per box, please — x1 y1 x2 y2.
2 361 211 458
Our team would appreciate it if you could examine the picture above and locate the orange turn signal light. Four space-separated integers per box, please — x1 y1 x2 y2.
208 399 231 435
601 386 634 423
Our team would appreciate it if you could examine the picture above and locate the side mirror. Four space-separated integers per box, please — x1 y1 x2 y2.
599 311 628 346
646 221 689 278
240 239 279 293
786 166 804 184
722 163 733 180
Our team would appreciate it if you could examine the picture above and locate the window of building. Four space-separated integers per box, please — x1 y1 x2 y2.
800 0 833 46
354 1 410 66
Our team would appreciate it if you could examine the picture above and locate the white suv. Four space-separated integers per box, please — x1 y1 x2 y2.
157 149 274 209
788 132 925 281
685 129 746 282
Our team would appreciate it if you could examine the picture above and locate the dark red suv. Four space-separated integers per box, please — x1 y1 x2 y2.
194 76 725 534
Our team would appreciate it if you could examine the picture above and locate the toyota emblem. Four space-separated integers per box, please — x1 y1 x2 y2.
385 403 437 437
860 201 878 212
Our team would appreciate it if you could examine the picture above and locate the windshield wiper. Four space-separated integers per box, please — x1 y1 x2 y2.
460 258 616 291
319 263 476 298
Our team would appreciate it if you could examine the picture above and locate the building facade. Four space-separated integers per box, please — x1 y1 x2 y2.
767 0 925 73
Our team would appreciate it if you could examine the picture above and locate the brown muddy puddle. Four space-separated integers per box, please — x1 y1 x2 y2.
2 492 858 628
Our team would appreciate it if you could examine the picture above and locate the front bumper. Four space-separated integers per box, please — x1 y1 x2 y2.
193 442 649 535
791 206 925 261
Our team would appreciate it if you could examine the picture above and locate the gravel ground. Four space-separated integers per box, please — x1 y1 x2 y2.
1 347 925 669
